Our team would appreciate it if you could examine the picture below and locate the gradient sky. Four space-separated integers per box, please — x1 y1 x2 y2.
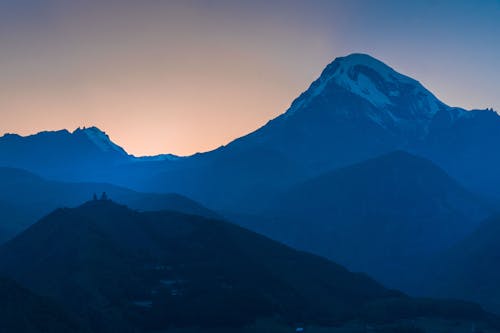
1 0 499 156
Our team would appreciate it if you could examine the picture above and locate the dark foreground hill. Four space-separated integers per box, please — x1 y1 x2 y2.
0 277 85 333
0 167 216 243
0 200 497 332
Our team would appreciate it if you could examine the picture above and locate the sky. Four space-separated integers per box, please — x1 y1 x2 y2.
0 0 499 156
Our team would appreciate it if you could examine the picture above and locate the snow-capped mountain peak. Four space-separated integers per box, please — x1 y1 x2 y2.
286 53 446 124
73 126 127 154
327 53 413 107
332 53 416 84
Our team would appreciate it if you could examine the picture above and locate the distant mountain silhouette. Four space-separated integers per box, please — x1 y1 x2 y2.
0 167 216 243
0 276 84 332
234 151 491 290
0 127 131 181
121 53 500 210
2 54 500 211
0 200 495 332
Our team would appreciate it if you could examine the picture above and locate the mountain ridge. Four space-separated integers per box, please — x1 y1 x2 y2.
234 150 492 291
0 166 217 243
1 53 500 209
285 53 446 121
0 200 397 331
1 199 497 332
0 53 488 159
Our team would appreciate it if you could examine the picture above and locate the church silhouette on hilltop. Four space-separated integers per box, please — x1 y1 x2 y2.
93 192 109 201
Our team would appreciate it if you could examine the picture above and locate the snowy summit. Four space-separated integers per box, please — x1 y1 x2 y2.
286 53 447 127
74 127 127 154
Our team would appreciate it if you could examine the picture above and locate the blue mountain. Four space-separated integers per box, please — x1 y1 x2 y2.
0 167 216 243
0 200 496 332
2 54 499 211
0 127 131 181
241 151 491 290
129 53 499 211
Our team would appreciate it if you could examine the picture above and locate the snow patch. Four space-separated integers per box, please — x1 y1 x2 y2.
335 72 392 108
74 127 126 154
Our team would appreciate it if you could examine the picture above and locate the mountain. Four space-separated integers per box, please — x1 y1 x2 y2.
0 167 216 243
129 53 450 209
0 276 84 332
423 215 500 314
0 200 495 332
416 108 500 198
2 54 500 211
235 151 491 290
116 53 500 210
0 127 132 181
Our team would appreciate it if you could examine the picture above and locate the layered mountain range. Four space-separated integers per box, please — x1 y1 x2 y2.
0 200 496 332
0 167 216 242
240 151 491 290
2 54 499 210
2 53 500 322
